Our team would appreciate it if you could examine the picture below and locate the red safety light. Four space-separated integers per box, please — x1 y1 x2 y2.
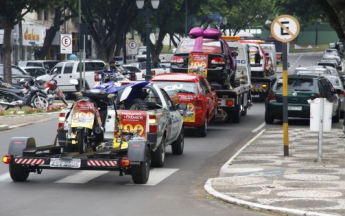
94 74 100 82
2 155 12 164
120 158 130 167
171 56 184 64
151 70 156 76
226 99 234 107
211 57 225 65
267 91 276 101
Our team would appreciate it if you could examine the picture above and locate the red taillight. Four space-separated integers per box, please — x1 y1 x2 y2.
2 155 12 164
267 91 276 101
142 73 145 78
151 70 156 76
226 99 234 107
121 82 130 86
210 57 225 65
149 115 157 133
120 158 130 167
94 74 100 82
171 56 184 64
58 113 65 129
195 100 203 109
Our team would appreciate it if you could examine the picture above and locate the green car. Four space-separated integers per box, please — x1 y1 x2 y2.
265 75 340 124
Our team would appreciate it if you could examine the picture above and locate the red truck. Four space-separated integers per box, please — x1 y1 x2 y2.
152 73 217 137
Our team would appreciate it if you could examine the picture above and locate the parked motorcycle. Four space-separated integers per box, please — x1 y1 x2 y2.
36 74 68 106
0 79 49 110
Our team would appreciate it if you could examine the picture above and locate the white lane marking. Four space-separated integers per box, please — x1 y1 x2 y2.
127 168 179 186
0 172 11 182
252 122 266 133
55 171 109 184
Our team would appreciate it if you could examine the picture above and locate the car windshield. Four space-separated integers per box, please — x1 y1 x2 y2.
153 81 199 96
318 63 336 68
275 78 316 92
177 38 222 54
124 66 141 73
0 66 27 75
43 62 58 70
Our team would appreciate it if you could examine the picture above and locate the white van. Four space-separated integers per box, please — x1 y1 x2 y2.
37 60 105 93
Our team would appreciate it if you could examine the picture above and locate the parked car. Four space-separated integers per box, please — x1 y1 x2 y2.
135 46 147 62
130 62 169 81
317 59 341 71
20 66 48 78
37 59 105 94
322 54 342 67
321 74 345 116
113 56 124 65
123 64 141 81
0 64 31 85
18 60 59 71
292 67 333 76
265 75 340 124
151 73 217 137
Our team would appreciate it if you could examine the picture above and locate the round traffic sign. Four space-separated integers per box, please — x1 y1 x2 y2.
271 15 300 43
61 35 72 47
128 40 138 49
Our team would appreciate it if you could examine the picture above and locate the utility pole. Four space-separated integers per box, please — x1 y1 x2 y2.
78 0 83 91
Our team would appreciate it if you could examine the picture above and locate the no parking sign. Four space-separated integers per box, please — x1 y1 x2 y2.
60 34 73 54
127 40 138 55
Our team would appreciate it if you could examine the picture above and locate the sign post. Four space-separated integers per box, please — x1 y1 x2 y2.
271 15 300 156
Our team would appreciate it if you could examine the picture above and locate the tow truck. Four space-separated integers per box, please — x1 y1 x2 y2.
170 29 252 123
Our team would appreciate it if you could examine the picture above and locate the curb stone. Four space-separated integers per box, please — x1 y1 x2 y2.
0 125 9 131
204 129 337 216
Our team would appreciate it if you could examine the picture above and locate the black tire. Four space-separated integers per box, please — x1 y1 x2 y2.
77 129 85 154
197 117 207 137
31 95 49 109
131 147 150 184
9 163 29 182
151 137 165 167
232 110 241 123
265 112 274 124
333 107 340 123
0 96 10 110
341 110 345 119
172 128 184 155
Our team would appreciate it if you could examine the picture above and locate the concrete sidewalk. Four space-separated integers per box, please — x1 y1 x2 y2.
0 112 59 131
205 128 345 216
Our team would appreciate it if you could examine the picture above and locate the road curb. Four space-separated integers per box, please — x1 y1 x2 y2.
204 128 336 216
0 125 9 131
219 129 266 176
204 179 334 216
0 114 58 132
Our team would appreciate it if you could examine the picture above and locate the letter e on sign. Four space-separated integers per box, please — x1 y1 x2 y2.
60 34 73 54
271 15 300 43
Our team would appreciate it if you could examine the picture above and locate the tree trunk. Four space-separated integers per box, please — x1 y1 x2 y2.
3 22 14 84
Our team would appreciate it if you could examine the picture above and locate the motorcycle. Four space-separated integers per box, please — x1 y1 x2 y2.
36 74 68 106
0 78 49 110
62 70 147 153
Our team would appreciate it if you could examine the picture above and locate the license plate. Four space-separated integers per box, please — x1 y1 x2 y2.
288 106 302 111
251 94 260 98
50 158 81 168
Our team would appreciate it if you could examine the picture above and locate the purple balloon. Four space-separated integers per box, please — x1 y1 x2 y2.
189 27 203 38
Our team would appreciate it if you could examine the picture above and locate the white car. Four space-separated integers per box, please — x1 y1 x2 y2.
127 62 169 81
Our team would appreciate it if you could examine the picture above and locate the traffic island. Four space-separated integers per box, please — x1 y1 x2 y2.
206 128 345 216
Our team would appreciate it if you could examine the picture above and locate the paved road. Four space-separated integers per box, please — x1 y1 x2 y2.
0 104 271 216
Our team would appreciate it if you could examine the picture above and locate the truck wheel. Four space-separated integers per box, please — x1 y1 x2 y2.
9 163 29 182
151 138 165 167
232 110 241 123
131 147 150 184
265 112 275 124
197 118 207 137
77 129 85 154
172 128 184 155
241 107 247 116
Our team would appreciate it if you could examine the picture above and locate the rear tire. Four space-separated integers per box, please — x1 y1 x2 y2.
151 138 165 167
77 129 85 154
232 110 241 123
241 107 247 116
172 128 184 155
265 111 274 124
132 147 150 184
197 117 207 137
9 163 29 182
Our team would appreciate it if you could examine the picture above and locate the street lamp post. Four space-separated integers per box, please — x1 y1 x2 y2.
136 0 160 81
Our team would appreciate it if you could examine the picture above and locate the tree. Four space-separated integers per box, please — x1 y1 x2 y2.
81 0 138 62
0 0 53 83
35 0 78 60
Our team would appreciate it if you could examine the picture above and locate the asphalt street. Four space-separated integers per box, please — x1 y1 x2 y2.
0 53 331 216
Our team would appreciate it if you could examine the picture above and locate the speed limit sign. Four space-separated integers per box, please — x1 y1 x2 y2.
127 40 138 55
